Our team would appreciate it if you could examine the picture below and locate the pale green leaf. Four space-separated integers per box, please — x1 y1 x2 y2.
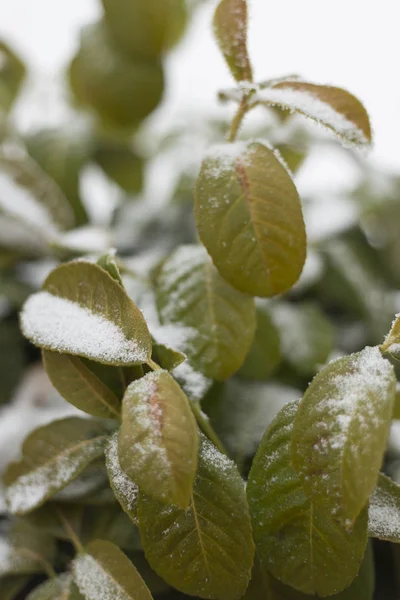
368 473 400 542
27 574 85 600
119 369 198 507
3 417 111 515
97 251 123 285
271 301 334 376
73 539 154 600
138 434 254 600
381 313 400 355
247 401 368 597
238 301 281 380
195 141 306 297
0 40 26 112
43 350 121 419
0 521 56 578
292 347 396 524
213 0 253 82
20 260 152 366
256 80 372 148
156 244 256 380
105 432 139 525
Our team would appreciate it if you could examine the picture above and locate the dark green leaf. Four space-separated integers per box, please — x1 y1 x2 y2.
0 575 31 600
0 41 26 112
138 434 254 600
213 0 253 82
24 503 83 541
81 503 142 551
156 244 256 380
195 141 306 297
73 539 154 600
94 142 144 194
247 401 368 597
151 341 185 372
119 369 198 508
20 260 152 366
3 417 110 514
292 347 396 524
0 321 24 404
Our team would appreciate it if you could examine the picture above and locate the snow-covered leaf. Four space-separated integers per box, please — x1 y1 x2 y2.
20 261 152 366
368 473 400 542
73 539 153 600
156 245 256 380
247 401 368 597
27 573 84 600
138 434 254 600
43 351 121 419
119 370 198 508
105 432 139 525
3 417 111 515
195 141 306 297
0 521 56 578
213 0 253 82
256 80 372 149
381 313 400 355
271 301 334 376
292 347 396 524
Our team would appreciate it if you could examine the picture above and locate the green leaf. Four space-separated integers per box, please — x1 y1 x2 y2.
105 432 139 525
1 575 31 600
51 460 110 504
94 142 144 194
27 574 85 600
69 21 164 130
292 347 396 524
0 321 24 404
81 503 142 551
138 434 254 600
271 301 334 376
0 521 56 578
20 260 152 366
3 417 111 515
256 80 372 148
368 473 400 542
238 301 281 380
101 0 187 60
0 41 26 112
97 251 123 285
247 401 368 597
151 341 185 372
43 350 121 419
194 141 306 297
381 314 400 355
24 503 83 541
26 127 91 226
213 0 253 82
119 369 198 508
156 244 256 380
73 539 154 600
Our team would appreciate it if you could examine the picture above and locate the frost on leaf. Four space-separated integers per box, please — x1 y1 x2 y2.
105 432 139 524
381 312 400 355
292 346 396 524
3 418 110 515
256 80 372 149
0 522 56 578
20 260 152 366
369 473 400 543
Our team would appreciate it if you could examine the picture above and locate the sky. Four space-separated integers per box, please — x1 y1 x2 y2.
0 0 400 184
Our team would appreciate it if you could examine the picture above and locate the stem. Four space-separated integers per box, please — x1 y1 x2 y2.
191 401 228 456
57 509 84 554
228 97 248 142
147 358 162 371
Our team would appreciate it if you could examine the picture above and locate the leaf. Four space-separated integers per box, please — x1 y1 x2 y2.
105 432 139 525
20 260 152 366
368 473 400 542
26 126 91 226
101 0 187 60
151 341 185 372
43 350 121 419
119 369 198 507
213 0 253 82
271 301 334 376
0 41 26 112
256 80 372 148
138 434 254 600
1 575 31 600
292 347 396 524
81 503 142 551
156 244 256 380
3 417 111 515
73 539 154 600
97 251 123 285
69 21 164 130
0 521 56 578
247 401 368 597
51 460 110 504
26 574 85 600
194 141 306 297
381 314 400 355
0 321 24 404
238 301 281 380
94 142 144 194
24 503 83 541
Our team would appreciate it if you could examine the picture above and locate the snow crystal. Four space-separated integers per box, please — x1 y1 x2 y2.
369 481 400 541
172 360 213 402
203 141 250 179
255 86 369 148
105 432 138 514
20 291 148 365
201 436 234 475
73 553 129 600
